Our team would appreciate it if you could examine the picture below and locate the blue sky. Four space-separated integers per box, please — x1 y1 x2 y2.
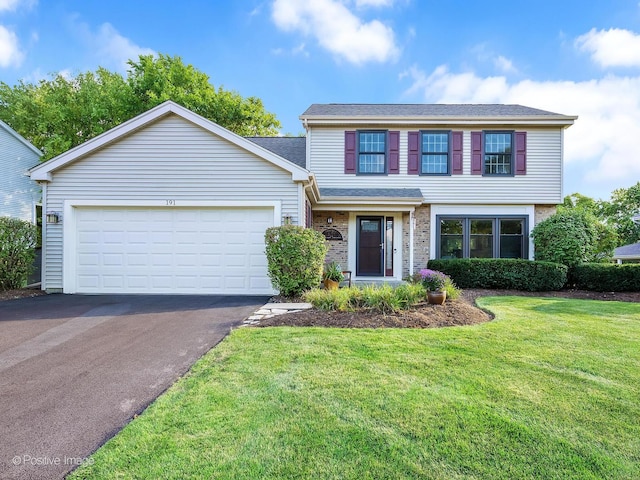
1 0 640 200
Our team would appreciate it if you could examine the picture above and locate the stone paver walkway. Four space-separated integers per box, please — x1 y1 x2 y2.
241 302 312 326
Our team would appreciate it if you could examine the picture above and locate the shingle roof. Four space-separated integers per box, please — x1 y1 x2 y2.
320 188 423 199
613 242 640 258
301 104 569 118
245 136 306 169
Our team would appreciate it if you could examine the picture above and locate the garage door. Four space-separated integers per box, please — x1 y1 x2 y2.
72 207 274 294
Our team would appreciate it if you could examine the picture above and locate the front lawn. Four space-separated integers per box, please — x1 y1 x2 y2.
70 297 640 479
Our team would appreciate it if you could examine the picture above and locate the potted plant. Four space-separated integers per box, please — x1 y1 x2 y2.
323 261 344 290
419 268 448 305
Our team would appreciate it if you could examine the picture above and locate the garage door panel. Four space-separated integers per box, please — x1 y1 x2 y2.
73 206 274 294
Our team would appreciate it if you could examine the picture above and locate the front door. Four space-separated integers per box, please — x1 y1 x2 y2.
357 216 384 276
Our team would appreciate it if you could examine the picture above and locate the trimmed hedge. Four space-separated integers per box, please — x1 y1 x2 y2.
427 258 568 291
569 263 640 292
265 225 327 297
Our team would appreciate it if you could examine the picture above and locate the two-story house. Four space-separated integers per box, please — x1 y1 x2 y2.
30 101 575 295
301 104 576 282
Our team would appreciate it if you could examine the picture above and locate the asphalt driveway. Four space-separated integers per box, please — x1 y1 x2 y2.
0 294 268 480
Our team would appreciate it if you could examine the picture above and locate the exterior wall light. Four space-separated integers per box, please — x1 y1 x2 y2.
46 212 60 224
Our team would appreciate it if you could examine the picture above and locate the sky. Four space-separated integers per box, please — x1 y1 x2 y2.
1 0 640 201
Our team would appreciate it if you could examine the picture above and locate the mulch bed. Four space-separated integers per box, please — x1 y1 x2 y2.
261 288 639 329
0 288 47 302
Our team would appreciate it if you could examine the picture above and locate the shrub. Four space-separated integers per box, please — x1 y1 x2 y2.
0 217 38 290
531 210 600 266
264 225 327 297
569 263 640 292
427 258 567 291
303 283 427 313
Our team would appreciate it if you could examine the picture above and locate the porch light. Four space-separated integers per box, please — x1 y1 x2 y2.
46 212 60 224
282 215 293 225
327 216 333 224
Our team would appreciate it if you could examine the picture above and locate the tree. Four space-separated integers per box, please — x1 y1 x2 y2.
0 54 281 160
599 182 640 246
531 209 601 266
559 192 618 259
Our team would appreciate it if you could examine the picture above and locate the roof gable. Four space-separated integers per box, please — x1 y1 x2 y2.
30 101 310 182
0 119 42 157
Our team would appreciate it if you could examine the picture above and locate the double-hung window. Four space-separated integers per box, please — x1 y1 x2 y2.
484 132 513 175
358 131 386 174
437 216 527 259
421 131 449 175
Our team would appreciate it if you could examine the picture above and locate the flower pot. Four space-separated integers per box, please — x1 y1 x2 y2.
324 279 340 290
427 290 447 305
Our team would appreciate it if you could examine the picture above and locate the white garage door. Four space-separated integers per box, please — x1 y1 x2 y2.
72 207 274 294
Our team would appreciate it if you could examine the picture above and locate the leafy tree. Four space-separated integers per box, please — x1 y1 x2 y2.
560 192 618 259
531 209 601 266
599 182 640 246
0 54 281 160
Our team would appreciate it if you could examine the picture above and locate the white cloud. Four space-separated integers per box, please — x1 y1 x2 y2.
0 0 36 12
0 24 23 67
401 64 640 196
94 23 155 71
575 28 640 68
355 0 394 7
494 55 517 74
271 0 399 65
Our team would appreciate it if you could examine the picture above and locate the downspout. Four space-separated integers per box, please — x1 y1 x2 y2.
409 208 415 274
40 181 47 292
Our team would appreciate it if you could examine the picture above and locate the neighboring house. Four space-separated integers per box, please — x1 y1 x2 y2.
613 242 640 264
30 101 576 295
0 119 42 222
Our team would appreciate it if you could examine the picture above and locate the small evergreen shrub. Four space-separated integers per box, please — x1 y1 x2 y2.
264 225 327 297
569 263 640 292
0 217 38 290
427 258 567 291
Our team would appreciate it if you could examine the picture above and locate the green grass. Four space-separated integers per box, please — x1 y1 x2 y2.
70 297 640 479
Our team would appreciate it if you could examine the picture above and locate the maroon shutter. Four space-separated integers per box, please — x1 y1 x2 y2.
388 131 399 174
408 131 419 174
344 131 356 174
452 131 463 174
515 131 527 175
471 131 483 175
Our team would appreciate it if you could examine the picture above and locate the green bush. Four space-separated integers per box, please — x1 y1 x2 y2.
303 283 427 313
427 258 567 291
264 225 327 297
0 217 38 290
569 263 640 292
531 210 600 266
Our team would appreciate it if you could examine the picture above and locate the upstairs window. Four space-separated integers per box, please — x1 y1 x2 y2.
358 131 386 174
484 132 513 175
421 132 449 174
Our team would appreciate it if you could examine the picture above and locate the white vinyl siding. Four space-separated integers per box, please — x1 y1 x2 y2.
0 125 41 222
43 115 299 290
309 127 562 204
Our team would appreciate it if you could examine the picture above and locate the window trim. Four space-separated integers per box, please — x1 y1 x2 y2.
435 215 528 259
357 130 388 175
483 130 515 177
420 130 451 176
